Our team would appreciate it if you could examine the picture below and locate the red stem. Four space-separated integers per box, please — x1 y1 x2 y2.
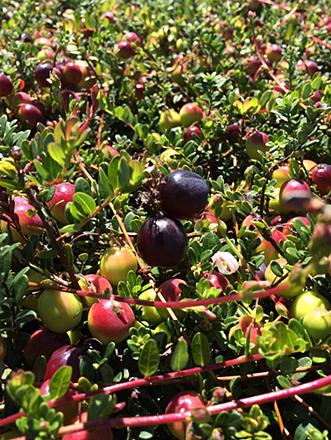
311 36 331 50
59 374 331 434
0 354 263 428
74 284 284 308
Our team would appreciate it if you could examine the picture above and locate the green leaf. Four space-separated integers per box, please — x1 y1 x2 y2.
88 394 115 421
75 177 92 195
12 268 29 304
170 337 189 371
98 167 113 199
48 366 72 400
192 332 211 366
48 142 66 167
138 339 160 376
114 105 136 126
118 158 132 192
73 192 96 216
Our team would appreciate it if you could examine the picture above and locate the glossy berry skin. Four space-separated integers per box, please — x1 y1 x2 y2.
35 63 53 87
137 216 187 267
48 182 75 223
1 196 44 240
290 291 330 320
165 391 205 440
99 247 138 285
302 308 331 339
123 32 142 46
62 63 83 85
183 125 202 143
44 345 83 381
88 299 135 344
23 328 70 367
272 165 290 188
159 170 209 219
310 164 331 195
256 229 287 265
159 109 181 132
116 41 135 59
179 103 204 127
280 179 311 212
38 289 83 333
78 274 113 308
13 92 32 109
18 104 43 128
0 74 13 96
245 130 269 159
266 44 282 62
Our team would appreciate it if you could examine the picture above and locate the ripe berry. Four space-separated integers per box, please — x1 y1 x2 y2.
88 299 135 344
48 182 75 223
280 179 311 212
266 44 282 63
165 391 206 440
116 41 135 59
0 74 13 96
183 125 202 143
123 32 142 46
18 104 43 128
137 216 187 267
35 63 53 87
310 164 331 195
159 170 208 219
62 63 83 86
245 130 269 159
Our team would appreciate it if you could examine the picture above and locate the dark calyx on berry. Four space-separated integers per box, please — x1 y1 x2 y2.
137 216 187 267
159 170 208 219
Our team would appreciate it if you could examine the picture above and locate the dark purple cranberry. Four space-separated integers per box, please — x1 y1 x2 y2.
244 56 261 76
18 104 43 128
225 122 241 142
116 41 135 59
137 216 187 267
159 170 209 219
0 74 13 97
62 63 83 86
35 63 53 87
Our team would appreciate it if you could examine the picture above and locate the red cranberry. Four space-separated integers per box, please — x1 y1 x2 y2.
62 63 83 86
18 104 43 128
311 164 331 195
123 32 142 46
183 125 202 143
116 41 135 59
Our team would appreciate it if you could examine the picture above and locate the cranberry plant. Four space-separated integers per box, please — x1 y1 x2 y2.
0 0 330 439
